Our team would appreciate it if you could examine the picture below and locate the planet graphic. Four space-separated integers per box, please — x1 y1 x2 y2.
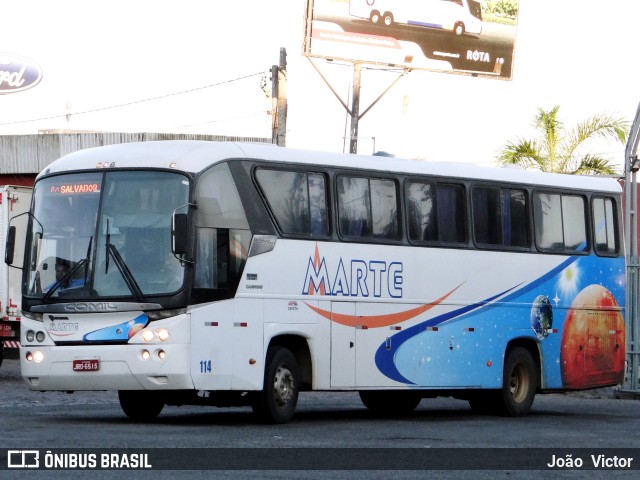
560 284 625 389
530 295 553 339
128 323 144 339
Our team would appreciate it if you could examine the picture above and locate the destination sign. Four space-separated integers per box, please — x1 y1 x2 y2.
50 183 101 195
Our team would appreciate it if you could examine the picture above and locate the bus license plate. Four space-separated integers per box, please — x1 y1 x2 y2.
73 359 100 372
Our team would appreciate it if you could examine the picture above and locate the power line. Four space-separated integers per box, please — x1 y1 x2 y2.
156 111 268 131
0 71 266 127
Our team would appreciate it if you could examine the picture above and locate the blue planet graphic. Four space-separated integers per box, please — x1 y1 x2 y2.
530 295 553 339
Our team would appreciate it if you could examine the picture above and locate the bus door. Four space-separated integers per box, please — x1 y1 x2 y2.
330 302 356 387
330 301 419 388
354 302 415 388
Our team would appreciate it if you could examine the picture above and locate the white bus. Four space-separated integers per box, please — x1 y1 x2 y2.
349 0 483 36
9 141 625 423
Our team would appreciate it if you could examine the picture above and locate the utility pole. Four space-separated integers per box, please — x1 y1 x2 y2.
271 48 288 146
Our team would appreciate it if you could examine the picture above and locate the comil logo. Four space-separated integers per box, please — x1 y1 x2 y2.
0 53 43 94
8 450 40 468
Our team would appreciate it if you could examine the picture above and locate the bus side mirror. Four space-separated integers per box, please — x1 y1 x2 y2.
4 226 16 265
172 213 189 255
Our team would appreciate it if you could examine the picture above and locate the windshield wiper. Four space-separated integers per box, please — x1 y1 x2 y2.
105 221 144 301
42 237 92 302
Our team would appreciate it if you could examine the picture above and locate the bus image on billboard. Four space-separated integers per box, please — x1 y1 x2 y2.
349 0 483 36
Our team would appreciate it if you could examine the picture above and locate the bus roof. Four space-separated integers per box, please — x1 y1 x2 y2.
40 140 622 193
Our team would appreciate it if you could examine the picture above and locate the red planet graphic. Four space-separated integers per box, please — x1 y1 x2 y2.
561 284 625 388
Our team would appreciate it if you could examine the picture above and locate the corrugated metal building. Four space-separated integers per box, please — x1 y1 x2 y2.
0 132 272 185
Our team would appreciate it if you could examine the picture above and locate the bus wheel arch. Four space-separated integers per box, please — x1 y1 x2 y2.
268 335 312 390
468 340 540 416
454 22 465 36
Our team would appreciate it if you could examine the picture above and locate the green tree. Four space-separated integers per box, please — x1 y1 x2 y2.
485 0 519 18
497 106 629 175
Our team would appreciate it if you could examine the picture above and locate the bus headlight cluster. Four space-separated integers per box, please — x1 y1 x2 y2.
25 330 46 343
140 328 170 343
25 350 44 363
139 349 166 361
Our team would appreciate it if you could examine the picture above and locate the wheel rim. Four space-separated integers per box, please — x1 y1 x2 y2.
509 364 530 404
371 14 379 23
273 364 294 407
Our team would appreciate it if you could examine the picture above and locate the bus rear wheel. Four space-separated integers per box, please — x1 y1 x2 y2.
383 12 394 27
118 390 165 421
468 348 537 416
369 10 381 24
252 347 299 424
498 347 537 416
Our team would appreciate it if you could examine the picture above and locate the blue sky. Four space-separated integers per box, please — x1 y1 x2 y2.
1 0 638 170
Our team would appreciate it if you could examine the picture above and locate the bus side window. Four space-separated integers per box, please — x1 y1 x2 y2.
406 182 437 241
338 176 399 240
338 176 371 237
437 184 466 243
593 197 618 255
194 163 250 298
406 181 466 244
472 186 528 249
371 179 399 239
255 169 329 237
534 192 587 252
472 187 502 246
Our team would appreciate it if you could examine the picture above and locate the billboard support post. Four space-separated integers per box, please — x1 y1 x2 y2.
307 58 410 155
349 62 362 154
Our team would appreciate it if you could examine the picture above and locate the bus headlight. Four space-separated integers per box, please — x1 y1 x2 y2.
140 328 170 342
33 351 44 363
26 330 35 342
36 331 46 343
141 329 155 342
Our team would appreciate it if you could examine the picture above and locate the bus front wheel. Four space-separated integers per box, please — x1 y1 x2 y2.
252 347 299 424
454 22 465 36
118 390 165 421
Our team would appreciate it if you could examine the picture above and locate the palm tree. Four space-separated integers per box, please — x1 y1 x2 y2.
497 105 629 175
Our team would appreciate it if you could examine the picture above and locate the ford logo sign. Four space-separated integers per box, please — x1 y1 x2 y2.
0 53 43 94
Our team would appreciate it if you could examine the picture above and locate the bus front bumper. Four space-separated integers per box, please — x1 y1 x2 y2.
20 343 194 391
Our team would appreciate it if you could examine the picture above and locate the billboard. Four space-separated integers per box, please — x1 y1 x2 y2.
303 0 519 79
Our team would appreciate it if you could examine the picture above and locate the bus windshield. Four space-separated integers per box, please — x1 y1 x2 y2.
26 170 190 301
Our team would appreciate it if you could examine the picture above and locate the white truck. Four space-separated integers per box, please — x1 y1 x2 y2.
0 185 32 367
